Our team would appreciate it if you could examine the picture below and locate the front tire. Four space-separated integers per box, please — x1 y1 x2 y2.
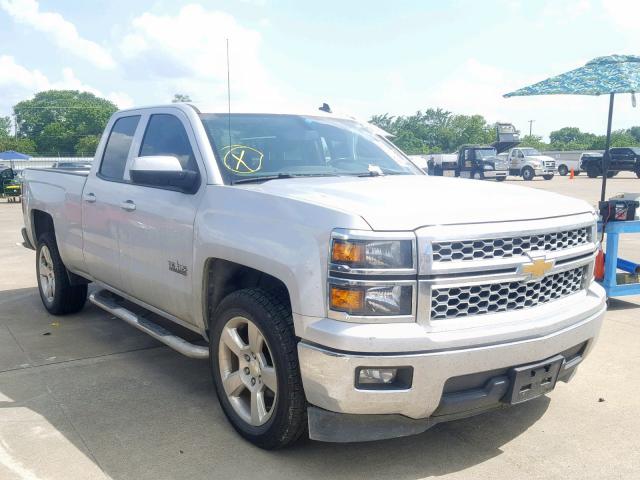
210 288 307 449
558 165 568 176
472 171 484 180
522 167 535 181
542 174 554 180
36 233 87 315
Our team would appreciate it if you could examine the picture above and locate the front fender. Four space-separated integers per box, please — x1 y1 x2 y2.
192 185 371 330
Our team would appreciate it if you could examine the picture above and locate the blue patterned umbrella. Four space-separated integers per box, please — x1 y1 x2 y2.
505 55 640 201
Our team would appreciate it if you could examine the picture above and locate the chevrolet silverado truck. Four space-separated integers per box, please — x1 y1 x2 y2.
580 147 640 178
21 104 606 449
502 147 556 180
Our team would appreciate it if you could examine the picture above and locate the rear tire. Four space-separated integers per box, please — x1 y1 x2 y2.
209 288 307 449
522 167 534 181
558 165 568 176
36 232 87 315
586 165 600 178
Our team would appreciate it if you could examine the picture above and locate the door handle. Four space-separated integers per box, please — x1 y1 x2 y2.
83 192 96 203
120 200 136 212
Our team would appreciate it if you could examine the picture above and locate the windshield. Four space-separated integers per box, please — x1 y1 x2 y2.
474 148 497 159
199 114 422 183
520 148 541 156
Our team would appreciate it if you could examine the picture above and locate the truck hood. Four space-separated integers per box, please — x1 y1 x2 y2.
240 175 593 231
526 155 555 162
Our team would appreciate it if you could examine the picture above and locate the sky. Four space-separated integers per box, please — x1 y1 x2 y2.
0 0 639 141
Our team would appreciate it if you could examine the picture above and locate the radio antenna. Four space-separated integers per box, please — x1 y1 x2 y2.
226 38 232 151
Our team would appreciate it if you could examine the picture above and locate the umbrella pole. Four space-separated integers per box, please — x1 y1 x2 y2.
600 92 615 203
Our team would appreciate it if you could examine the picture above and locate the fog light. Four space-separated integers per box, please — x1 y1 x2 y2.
358 368 397 384
355 366 413 390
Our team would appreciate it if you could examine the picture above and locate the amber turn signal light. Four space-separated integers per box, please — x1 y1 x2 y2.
330 286 364 312
331 240 364 265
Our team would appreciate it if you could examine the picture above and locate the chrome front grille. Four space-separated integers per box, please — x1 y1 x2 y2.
430 267 585 320
431 227 590 262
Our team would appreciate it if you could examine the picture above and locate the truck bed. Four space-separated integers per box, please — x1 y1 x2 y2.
23 168 89 275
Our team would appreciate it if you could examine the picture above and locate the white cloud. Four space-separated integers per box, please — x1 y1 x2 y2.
380 58 640 141
601 0 640 31
0 0 115 69
0 56 134 114
118 4 300 110
0 55 49 112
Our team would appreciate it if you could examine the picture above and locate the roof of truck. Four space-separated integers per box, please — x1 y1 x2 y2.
114 103 393 137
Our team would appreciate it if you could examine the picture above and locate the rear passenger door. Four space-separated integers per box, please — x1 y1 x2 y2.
117 111 204 324
82 115 142 289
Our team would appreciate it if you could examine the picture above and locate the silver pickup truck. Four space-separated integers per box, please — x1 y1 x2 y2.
21 103 606 449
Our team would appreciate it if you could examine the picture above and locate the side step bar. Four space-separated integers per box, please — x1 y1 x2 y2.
89 290 209 360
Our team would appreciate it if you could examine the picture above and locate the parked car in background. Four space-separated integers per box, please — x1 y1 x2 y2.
580 147 640 178
21 103 605 449
52 161 92 170
545 151 588 176
503 147 555 180
426 145 508 180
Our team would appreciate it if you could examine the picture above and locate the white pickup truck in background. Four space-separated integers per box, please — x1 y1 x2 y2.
21 103 605 449
501 147 556 180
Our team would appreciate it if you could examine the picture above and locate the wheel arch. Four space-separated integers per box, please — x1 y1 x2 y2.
32 209 55 243
203 258 292 333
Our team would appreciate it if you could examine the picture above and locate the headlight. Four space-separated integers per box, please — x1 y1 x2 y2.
331 238 413 269
329 283 413 316
531 161 542 168
328 230 417 321
483 164 494 170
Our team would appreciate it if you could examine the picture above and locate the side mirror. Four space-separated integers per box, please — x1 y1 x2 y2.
129 156 199 193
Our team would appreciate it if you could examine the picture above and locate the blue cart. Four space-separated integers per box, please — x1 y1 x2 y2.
597 220 640 297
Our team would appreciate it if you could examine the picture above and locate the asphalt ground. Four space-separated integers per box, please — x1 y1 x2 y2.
0 172 639 479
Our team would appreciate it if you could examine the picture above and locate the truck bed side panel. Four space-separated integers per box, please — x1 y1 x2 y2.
23 169 89 275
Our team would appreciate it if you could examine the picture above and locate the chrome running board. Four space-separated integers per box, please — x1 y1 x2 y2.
89 290 209 359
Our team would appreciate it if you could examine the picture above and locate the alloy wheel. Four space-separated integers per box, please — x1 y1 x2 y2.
218 316 278 426
38 245 55 303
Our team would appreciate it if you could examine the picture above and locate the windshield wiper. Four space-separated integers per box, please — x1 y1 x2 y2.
233 173 338 185
354 170 409 177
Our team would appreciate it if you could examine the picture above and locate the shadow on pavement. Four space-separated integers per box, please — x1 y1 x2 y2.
0 285 550 480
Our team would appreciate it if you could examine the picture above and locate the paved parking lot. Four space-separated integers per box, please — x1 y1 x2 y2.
1 174 639 480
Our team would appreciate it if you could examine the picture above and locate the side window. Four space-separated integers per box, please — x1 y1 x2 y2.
99 116 140 180
139 114 198 172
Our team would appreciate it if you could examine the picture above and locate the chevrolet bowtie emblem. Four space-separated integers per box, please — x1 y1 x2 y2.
521 257 554 279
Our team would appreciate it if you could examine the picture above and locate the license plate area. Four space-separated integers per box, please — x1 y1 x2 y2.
507 355 564 404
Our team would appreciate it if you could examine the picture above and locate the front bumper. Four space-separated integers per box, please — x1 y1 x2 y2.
298 284 605 441
534 168 555 175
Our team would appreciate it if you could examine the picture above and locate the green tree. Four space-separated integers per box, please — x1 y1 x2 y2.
13 90 117 155
370 108 495 154
0 116 11 137
549 127 584 145
0 136 37 154
172 93 192 103
519 135 548 150
628 126 640 143
75 135 101 156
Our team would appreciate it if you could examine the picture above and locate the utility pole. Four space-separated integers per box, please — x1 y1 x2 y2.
528 119 535 137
